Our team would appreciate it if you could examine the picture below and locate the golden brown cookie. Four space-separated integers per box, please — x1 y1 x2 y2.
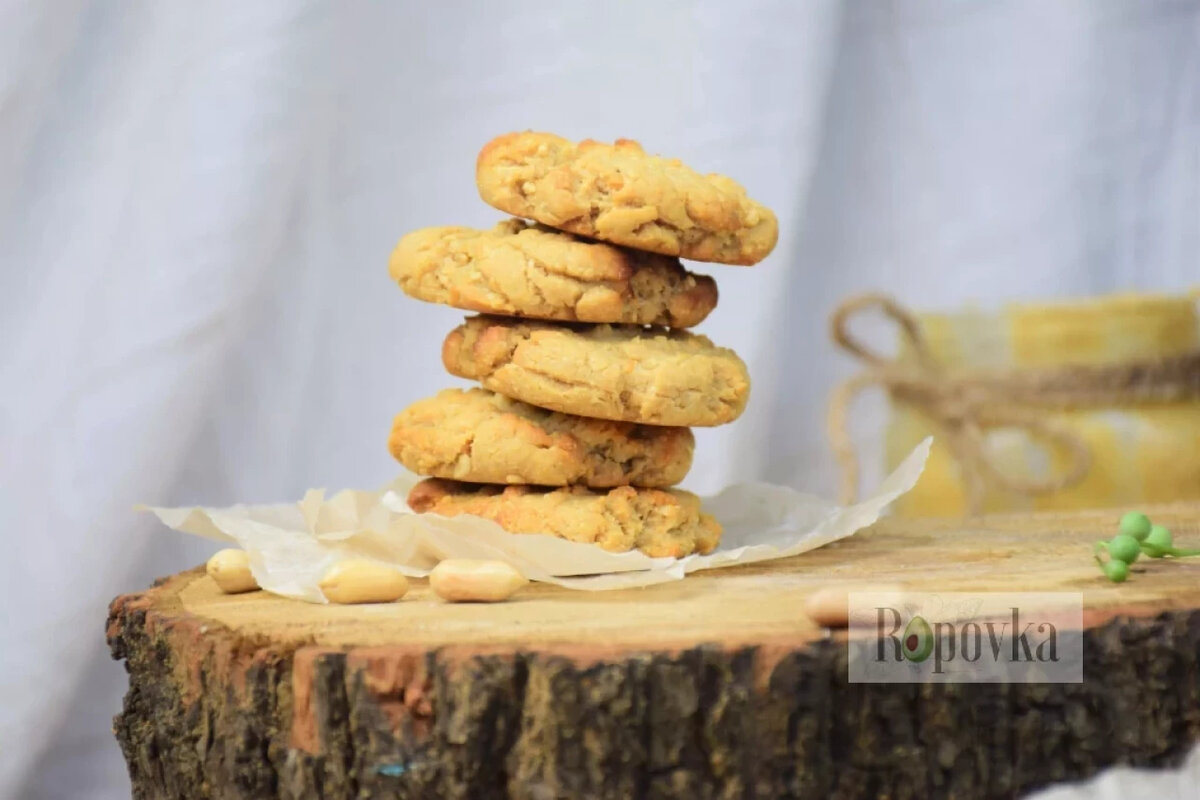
476 132 778 265
389 219 717 327
441 316 751 427
389 388 694 487
407 478 722 557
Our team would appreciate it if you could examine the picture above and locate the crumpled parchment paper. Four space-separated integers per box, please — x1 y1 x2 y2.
145 438 930 601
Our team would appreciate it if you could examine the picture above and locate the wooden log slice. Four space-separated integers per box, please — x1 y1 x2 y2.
108 504 1200 799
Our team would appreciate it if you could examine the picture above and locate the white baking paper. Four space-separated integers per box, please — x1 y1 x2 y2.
144 438 930 601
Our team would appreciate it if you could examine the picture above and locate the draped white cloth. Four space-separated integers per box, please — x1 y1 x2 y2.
1 2 1196 797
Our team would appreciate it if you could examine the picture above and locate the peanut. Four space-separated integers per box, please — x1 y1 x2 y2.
319 560 409 604
206 549 259 594
805 583 907 629
430 559 528 603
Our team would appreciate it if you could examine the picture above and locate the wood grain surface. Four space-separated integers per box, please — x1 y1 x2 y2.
108 503 1200 800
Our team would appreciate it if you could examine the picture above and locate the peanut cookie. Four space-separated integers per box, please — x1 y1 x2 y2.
407 478 722 557
441 316 750 427
390 219 717 327
476 132 778 265
389 388 694 487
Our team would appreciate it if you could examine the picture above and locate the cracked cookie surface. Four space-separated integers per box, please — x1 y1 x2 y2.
390 219 717 327
442 316 751 427
389 388 694 487
407 478 722 557
476 132 778 265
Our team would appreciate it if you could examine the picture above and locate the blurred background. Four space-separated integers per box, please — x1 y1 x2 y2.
1 1 1197 797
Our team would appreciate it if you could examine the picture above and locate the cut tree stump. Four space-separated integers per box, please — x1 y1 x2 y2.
108 504 1200 799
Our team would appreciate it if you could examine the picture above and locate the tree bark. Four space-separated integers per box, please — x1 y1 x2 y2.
109 568 1200 800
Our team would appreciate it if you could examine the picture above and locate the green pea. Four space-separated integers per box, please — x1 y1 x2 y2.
1119 511 1153 541
1102 559 1129 583
1145 524 1173 550
1107 534 1141 564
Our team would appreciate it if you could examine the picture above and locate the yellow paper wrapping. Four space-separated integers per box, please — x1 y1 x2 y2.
885 292 1200 516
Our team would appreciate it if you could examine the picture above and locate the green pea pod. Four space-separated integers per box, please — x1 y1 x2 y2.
1094 554 1130 583
1163 546 1200 558
1102 559 1129 582
1107 534 1142 564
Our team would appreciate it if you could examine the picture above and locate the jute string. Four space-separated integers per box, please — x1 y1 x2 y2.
828 293 1200 514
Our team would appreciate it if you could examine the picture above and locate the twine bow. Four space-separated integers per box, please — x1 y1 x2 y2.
828 293 1200 514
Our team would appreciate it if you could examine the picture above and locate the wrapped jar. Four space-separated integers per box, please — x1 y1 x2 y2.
880 292 1200 517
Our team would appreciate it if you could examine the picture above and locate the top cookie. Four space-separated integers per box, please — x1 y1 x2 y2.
389 219 717 327
476 132 778 266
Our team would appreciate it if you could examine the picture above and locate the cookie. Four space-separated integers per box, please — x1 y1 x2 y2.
389 388 694 487
441 316 750 427
390 219 717 327
476 132 778 265
407 478 722 557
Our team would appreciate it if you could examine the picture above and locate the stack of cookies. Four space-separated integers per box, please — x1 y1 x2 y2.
388 132 777 558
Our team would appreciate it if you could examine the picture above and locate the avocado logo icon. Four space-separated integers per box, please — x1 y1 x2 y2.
902 616 934 662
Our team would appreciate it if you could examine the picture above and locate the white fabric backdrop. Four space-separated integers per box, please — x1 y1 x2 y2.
0 1 1196 797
